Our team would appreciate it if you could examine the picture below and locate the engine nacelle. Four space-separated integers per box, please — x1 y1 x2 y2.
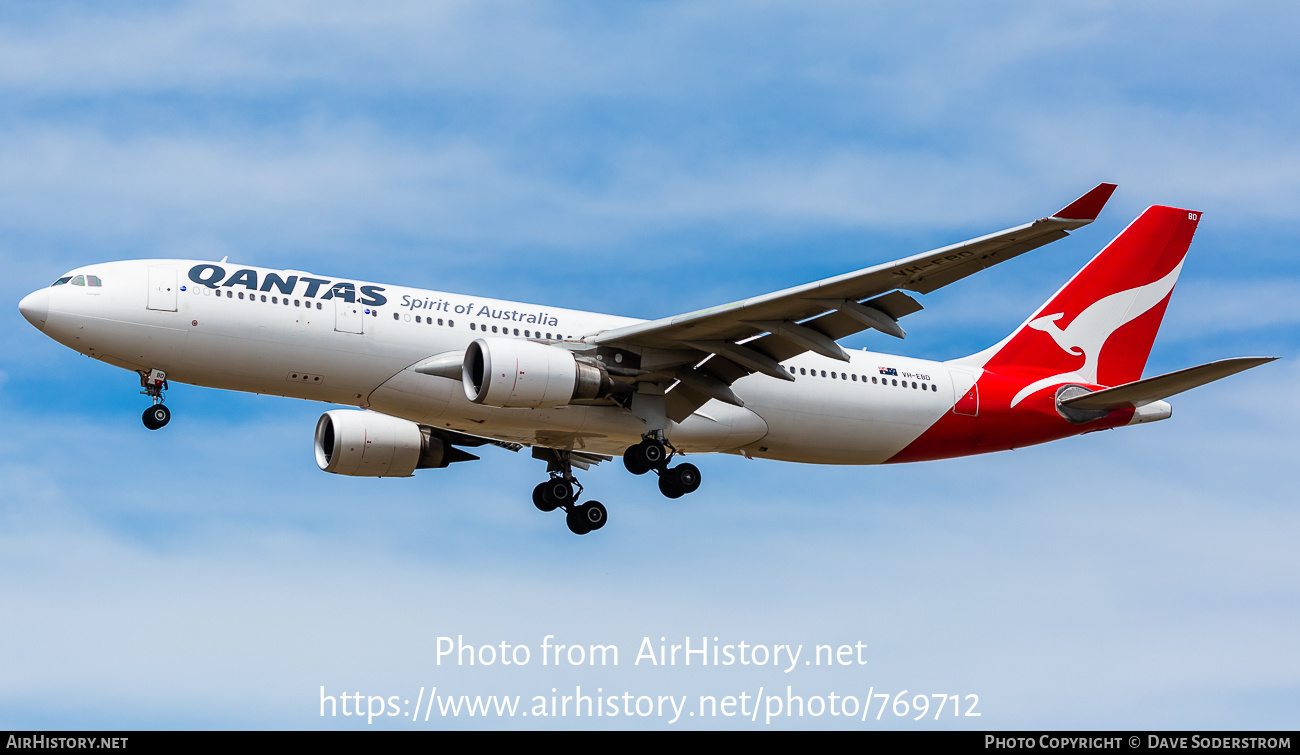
314 409 460 477
462 337 624 408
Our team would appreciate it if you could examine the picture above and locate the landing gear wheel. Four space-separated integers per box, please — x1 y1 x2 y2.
658 473 684 499
533 482 557 512
657 463 701 499
540 478 575 510
566 501 607 535
142 404 171 430
624 438 667 474
623 445 651 475
566 507 591 535
669 463 701 495
581 501 607 531
640 439 667 469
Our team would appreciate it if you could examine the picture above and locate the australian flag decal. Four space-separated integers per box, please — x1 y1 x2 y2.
878 367 898 376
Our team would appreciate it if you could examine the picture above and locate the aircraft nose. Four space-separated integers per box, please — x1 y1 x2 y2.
19 288 50 331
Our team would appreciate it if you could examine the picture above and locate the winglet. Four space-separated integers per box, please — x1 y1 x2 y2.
1052 183 1118 222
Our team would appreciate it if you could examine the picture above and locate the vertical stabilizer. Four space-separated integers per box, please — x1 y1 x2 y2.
959 205 1201 406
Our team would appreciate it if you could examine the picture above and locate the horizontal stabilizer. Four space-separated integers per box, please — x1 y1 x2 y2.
1059 357 1278 411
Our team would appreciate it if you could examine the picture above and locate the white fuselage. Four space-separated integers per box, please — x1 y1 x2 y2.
24 259 962 464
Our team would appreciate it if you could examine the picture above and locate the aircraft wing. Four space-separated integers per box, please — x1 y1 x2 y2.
592 183 1117 419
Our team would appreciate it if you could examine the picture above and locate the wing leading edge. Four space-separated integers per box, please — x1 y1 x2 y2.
591 183 1118 421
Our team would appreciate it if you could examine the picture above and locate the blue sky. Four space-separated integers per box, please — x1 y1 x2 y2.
1 1 1297 729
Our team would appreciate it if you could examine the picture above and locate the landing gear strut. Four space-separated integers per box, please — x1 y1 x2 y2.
532 449 608 536
139 369 171 430
623 434 703 499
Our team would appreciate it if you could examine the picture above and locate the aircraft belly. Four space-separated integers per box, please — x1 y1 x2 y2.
665 401 769 453
370 371 769 455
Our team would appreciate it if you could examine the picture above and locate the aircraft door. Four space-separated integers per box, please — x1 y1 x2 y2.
950 368 979 416
334 296 365 334
146 266 178 311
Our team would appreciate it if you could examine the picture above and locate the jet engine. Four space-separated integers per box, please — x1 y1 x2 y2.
314 409 473 477
462 337 627 408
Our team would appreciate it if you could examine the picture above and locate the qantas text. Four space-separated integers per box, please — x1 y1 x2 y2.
188 264 387 306
185 263 564 327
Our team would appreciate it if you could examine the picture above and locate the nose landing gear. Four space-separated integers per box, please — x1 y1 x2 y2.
138 369 171 430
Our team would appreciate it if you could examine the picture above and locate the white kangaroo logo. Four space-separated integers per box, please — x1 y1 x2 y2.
1009 259 1184 407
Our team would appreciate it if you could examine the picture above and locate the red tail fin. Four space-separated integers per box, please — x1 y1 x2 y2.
967 205 1201 404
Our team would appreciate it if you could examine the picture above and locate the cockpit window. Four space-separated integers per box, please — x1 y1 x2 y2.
51 276 72 286
71 275 86 286
86 275 102 287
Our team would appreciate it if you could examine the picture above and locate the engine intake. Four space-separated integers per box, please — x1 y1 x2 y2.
462 338 626 408
315 409 470 477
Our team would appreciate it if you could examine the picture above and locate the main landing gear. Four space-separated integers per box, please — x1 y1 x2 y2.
532 450 608 536
623 435 702 499
138 368 171 430
529 435 702 536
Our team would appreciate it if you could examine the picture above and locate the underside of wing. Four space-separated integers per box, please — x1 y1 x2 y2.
592 183 1118 421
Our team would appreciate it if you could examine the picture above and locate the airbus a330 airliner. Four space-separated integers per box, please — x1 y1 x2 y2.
18 184 1275 534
